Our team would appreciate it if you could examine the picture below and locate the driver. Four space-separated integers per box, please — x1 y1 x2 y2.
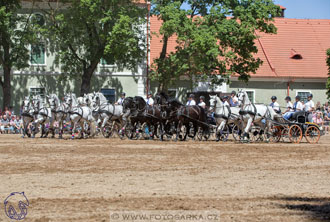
115 92 126 105
186 94 196 106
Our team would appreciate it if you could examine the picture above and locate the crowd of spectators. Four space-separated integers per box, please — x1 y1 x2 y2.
0 107 23 134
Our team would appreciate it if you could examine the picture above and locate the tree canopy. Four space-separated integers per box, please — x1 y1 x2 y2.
0 0 37 110
149 0 280 92
42 0 147 95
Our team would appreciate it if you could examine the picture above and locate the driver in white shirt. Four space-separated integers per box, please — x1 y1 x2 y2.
115 92 126 105
186 94 196 106
304 93 315 122
146 93 154 106
284 96 303 120
198 96 206 109
270 96 281 114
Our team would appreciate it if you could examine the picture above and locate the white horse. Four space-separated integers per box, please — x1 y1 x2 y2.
236 90 277 141
21 97 34 138
47 94 67 139
64 93 96 139
92 92 124 129
31 95 52 138
209 95 242 141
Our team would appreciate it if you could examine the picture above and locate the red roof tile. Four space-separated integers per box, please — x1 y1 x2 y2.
150 16 330 79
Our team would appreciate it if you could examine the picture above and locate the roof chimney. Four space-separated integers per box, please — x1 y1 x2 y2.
276 5 286 17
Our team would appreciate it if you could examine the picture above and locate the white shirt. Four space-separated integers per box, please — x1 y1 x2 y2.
186 100 196 106
270 102 280 112
117 98 125 105
293 101 303 111
198 102 206 109
304 100 315 112
146 97 154 106
286 101 293 112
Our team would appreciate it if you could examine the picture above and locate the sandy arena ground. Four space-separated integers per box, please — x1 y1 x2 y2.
0 134 329 222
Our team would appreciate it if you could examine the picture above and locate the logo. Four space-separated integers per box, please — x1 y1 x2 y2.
4 192 29 220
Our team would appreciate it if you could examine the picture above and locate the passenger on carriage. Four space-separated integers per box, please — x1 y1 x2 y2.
229 91 238 107
198 96 206 109
304 94 315 122
283 96 293 114
186 94 196 106
146 93 154 106
222 96 230 106
270 96 281 114
115 92 126 105
283 96 303 120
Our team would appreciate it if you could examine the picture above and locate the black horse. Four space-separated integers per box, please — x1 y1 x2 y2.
122 96 165 140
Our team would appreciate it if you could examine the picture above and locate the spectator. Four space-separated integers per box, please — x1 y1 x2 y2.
323 102 329 113
3 106 11 117
316 101 321 111
324 108 330 134
14 116 22 134
0 115 10 134
313 112 324 130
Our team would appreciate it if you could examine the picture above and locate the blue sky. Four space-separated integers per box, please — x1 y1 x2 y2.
274 0 330 19
182 0 330 19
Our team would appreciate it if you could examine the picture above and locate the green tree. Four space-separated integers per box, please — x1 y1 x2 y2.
42 0 147 96
150 0 280 92
0 0 36 110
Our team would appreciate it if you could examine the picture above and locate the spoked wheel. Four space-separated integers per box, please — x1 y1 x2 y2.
268 125 283 143
101 122 113 138
232 123 242 141
305 125 321 144
281 126 290 142
217 125 230 142
289 124 303 144
125 122 137 140
250 126 262 142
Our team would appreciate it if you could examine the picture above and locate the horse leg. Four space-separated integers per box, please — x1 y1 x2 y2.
175 120 181 142
243 117 253 142
216 121 225 142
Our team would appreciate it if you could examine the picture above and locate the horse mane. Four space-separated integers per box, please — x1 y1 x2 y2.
134 96 146 106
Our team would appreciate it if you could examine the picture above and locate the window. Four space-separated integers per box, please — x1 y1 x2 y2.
246 90 255 103
30 43 46 65
29 87 45 98
101 89 116 103
297 91 311 103
168 89 177 98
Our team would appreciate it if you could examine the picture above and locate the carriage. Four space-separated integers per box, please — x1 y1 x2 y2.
269 111 322 144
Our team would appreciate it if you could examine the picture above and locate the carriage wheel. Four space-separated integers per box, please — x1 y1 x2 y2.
268 125 282 143
289 124 303 144
101 122 113 138
250 126 261 142
305 125 321 144
232 123 242 141
218 125 230 142
125 122 136 139
280 126 290 142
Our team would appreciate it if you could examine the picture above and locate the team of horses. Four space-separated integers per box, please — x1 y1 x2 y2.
21 90 281 142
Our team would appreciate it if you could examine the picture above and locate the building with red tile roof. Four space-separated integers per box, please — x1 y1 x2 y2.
149 8 329 105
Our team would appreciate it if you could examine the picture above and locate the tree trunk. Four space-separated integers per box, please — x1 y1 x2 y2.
2 65 11 111
80 61 99 96
158 35 169 93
